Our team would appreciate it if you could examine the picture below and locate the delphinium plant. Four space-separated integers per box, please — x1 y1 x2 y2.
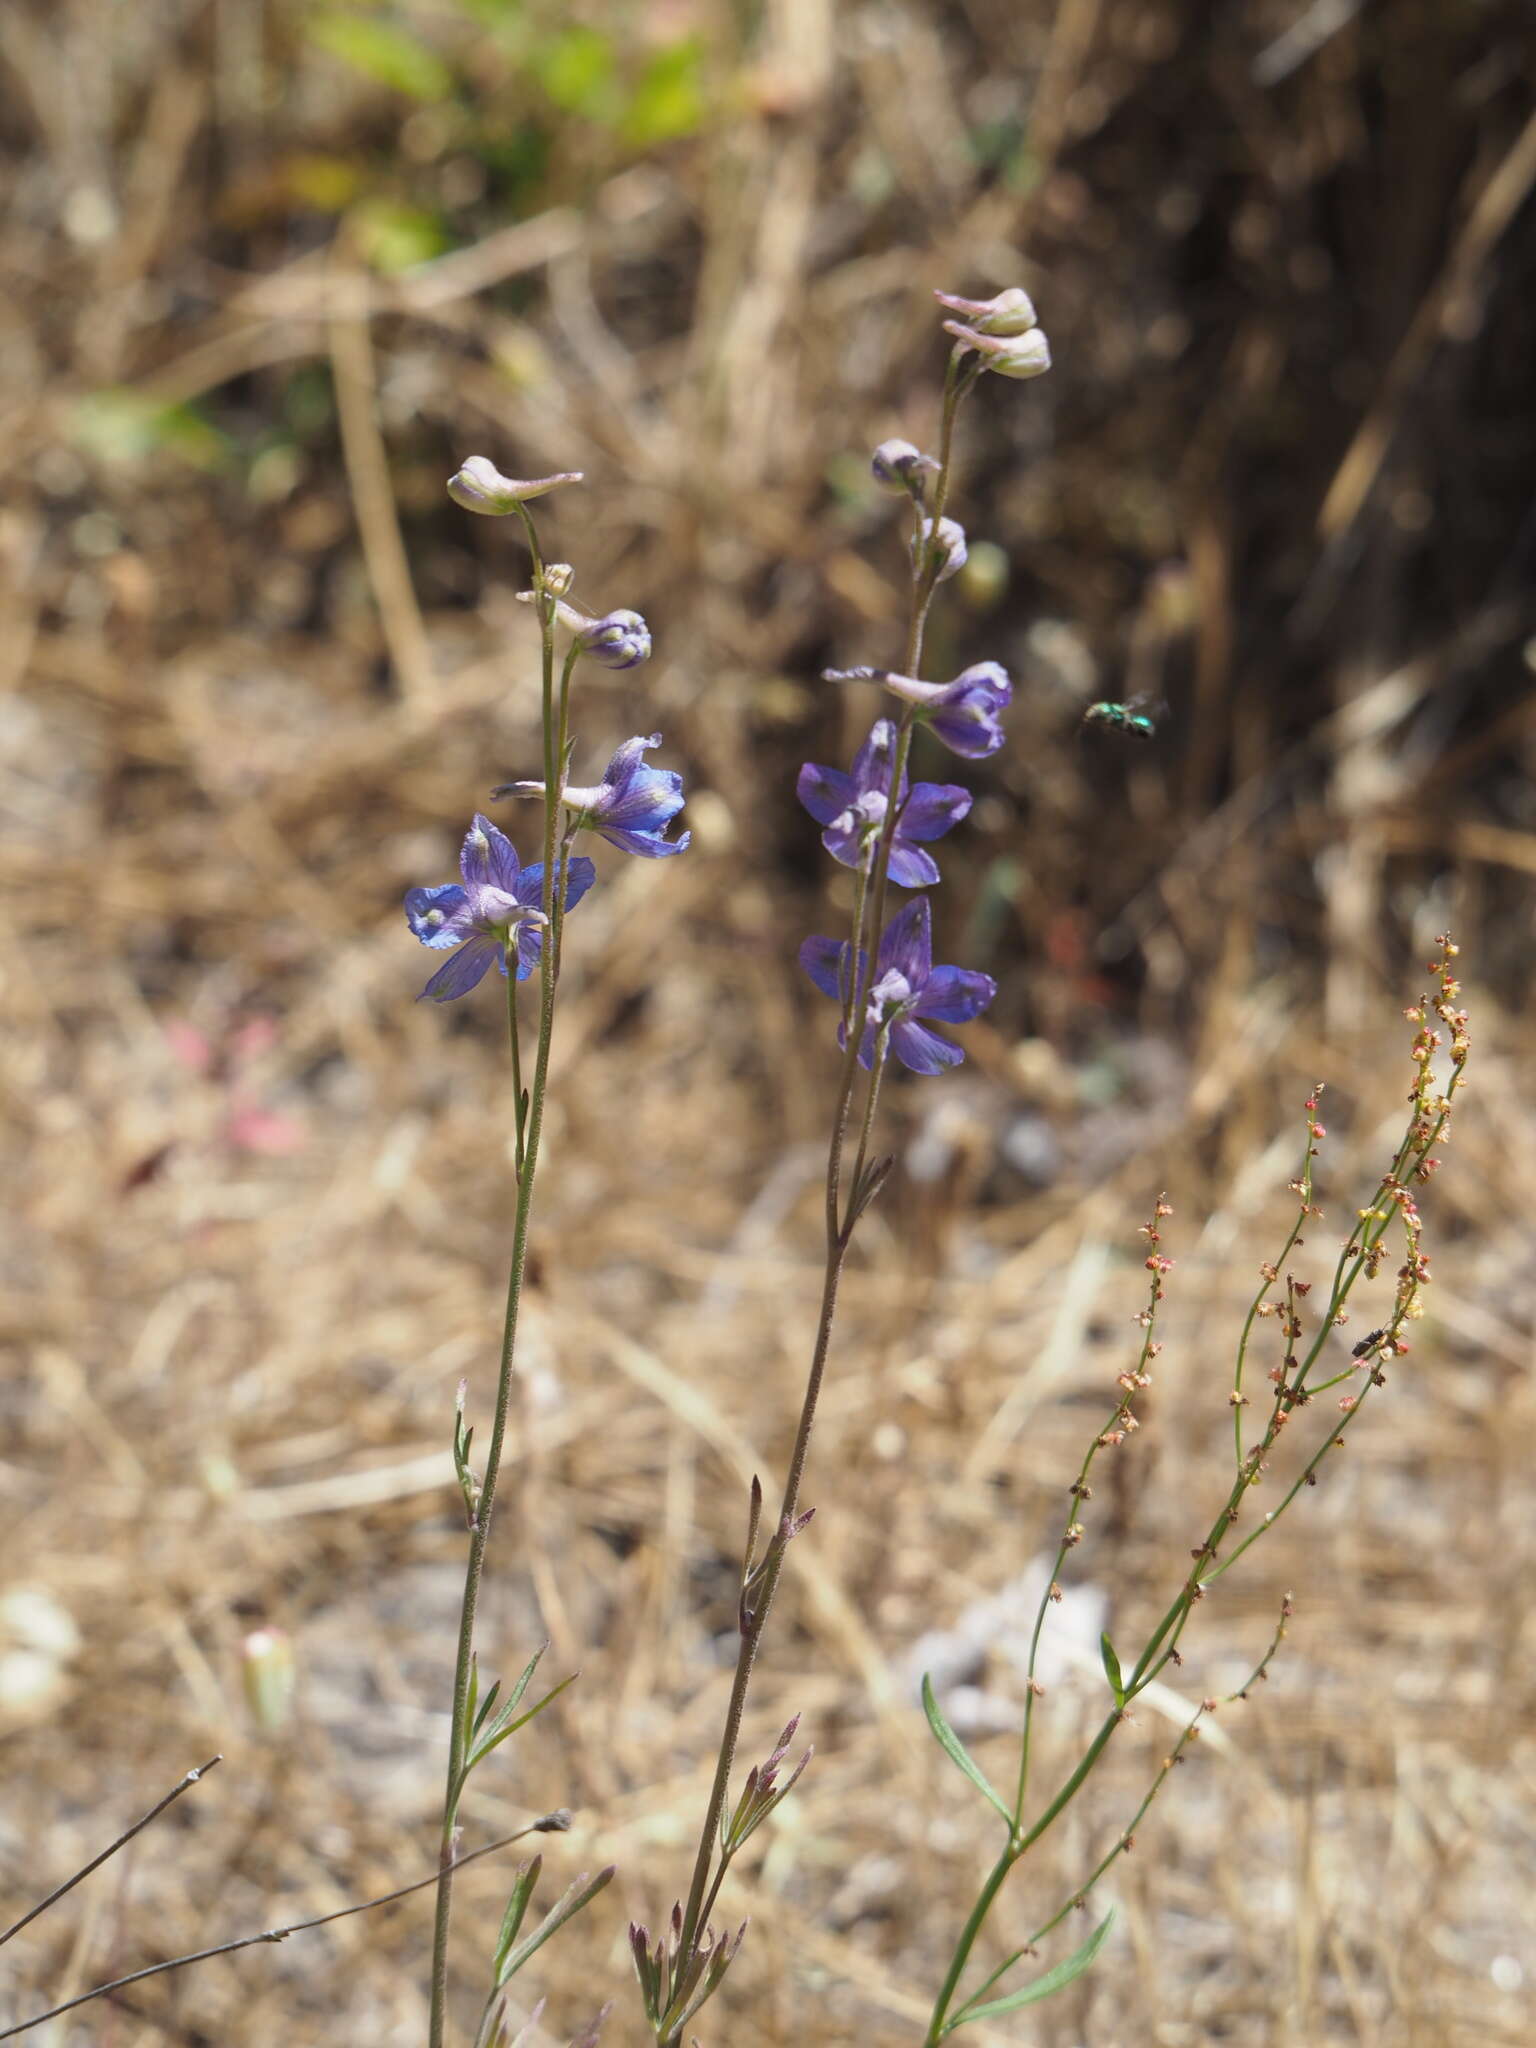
0 290 1472 2048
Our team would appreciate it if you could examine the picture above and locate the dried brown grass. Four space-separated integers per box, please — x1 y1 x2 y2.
3 2 1535 2043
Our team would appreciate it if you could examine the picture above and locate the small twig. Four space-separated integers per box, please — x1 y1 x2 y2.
0 1756 223 1951
0 1821 555 2040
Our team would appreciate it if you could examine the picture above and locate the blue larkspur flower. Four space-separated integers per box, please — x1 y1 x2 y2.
404 815 596 1002
797 719 970 888
824 661 1012 759
799 897 995 1075
493 734 690 859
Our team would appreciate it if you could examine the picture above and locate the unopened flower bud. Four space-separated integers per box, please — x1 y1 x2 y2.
541 562 575 597
446 456 583 515
577 608 651 669
914 515 967 583
942 321 1052 381
871 438 939 498
241 1626 296 1733
934 285 1038 335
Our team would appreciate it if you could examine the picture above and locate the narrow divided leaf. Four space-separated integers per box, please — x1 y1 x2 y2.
1099 1630 1126 1707
951 1910 1115 2028
498 1866 616 1982
921 1673 1014 1826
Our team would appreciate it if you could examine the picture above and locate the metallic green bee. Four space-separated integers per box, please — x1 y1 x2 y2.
1083 698 1157 740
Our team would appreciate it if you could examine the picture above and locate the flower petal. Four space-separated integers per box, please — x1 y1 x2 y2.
419 934 501 1003
461 815 521 894
799 934 864 1005
899 781 972 841
603 767 686 834
796 762 855 829
598 824 692 858
515 854 598 915
849 719 901 798
820 820 868 870
599 733 663 795
886 841 941 889
911 965 996 1025
878 897 932 988
404 883 470 949
889 1017 965 1074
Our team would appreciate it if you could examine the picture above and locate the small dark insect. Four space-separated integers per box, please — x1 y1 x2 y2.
1083 697 1157 741
1350 1327 1388 1358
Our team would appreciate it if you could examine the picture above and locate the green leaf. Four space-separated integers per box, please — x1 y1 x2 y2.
70 390 230 472
466 1670 577 1773
1100 1630 1125 1707
951 1911 1115 2028
350 196 452 273
534 26 619 123
307 14 454 101
491 1857 541 1979
921 1673 1013 1826
497 1865 615 1982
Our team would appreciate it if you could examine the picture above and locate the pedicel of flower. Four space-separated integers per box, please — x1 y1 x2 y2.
871 437 939 498
493 734 691 859
446 455 584 514
914 514 967 584
823 661 1013 759
932 285 1039 335
799 896 995 1075
404 814 596 1001
797 718 970 887
941 320 1052 381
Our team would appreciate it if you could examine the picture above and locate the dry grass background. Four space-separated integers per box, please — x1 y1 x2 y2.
2 1 1535 2042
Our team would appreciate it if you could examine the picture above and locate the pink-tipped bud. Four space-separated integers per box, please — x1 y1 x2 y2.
915 514 967 583
446 456 583 514
942 321 1052 381
241 1626 296 1733
934 285 1038 335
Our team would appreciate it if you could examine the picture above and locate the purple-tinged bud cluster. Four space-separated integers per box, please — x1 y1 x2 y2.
935 283 1050 380
494 734 690 859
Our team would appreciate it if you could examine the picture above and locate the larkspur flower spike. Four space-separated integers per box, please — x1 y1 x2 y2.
824 661 1013 759
404 815 596 1001
493 734 690 859
800 897 995 1075
446 455 584 514
797 719 970 887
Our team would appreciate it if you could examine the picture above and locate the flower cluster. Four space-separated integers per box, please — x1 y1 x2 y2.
404 466 689 998
797 285 1050 1075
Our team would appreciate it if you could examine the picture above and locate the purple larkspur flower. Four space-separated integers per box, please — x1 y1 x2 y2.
493 734 690 859
797 718 970 887
799 897 994 1075
404 814 596 1002
824 661 1012 759
576 608 651 670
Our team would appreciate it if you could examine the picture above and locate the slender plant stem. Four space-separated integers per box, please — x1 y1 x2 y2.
4 1825 552 2043
428 514 563 2048
0 1757 222 1950
662 364 978 2039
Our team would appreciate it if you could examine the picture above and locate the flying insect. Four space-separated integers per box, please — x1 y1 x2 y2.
1082 697 1158 741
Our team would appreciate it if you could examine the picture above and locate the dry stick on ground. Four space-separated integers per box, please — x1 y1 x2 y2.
0 1819 569 2042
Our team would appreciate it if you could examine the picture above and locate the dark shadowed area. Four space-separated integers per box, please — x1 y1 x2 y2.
3 2 1534 2043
